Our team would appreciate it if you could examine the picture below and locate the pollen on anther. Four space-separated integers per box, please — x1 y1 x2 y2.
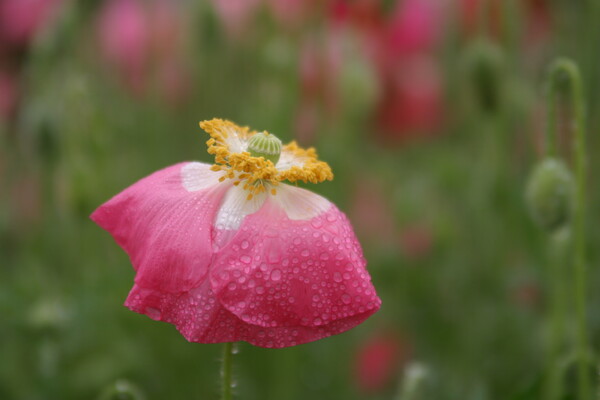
271 188 277 195
247 194 253 200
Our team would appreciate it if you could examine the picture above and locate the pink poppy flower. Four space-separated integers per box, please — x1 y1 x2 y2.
386 0 441 57
208 0 262 39
91 119 381 348
96 0 150 95
375 56 443 142
354 330 411 393
0 0 63 47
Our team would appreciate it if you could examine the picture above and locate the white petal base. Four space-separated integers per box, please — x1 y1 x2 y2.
181 162 225 192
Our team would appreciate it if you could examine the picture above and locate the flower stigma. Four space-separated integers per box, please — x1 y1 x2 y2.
248 131 282 165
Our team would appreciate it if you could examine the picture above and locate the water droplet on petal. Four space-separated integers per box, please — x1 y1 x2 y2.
240 255 252 264
341 294 351 304
311 219 323 229
271 269 282 281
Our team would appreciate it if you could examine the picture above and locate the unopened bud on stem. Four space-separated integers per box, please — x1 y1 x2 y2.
463 39 504 114
526 158 574 233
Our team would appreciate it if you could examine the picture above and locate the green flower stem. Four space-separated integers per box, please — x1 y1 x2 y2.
221 342 234 400
544 233 568 400
546 58 591 400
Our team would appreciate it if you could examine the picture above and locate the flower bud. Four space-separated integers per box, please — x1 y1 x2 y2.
526 158 574 233
462 39 504 114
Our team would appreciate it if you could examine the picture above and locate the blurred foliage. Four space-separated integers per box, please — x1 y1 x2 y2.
2 0 600 399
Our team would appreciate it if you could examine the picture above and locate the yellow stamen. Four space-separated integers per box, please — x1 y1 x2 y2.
199 118 334 192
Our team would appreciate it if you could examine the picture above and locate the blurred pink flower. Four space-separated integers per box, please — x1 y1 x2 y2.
149 0 185 60
293 32 341 143
97 0 150 95
209 0 261 39
387 0 441 56
92 119 380 348
354 331 411 393
332 0 445 144
0 70 18 119
96 0 192 104
375 56 443 143
0 0 63 47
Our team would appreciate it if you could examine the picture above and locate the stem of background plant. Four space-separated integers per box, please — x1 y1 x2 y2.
221 342 234 400
544 232 568 400
547 59 591 400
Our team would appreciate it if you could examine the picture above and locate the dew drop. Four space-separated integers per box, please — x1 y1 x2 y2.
311 219 323 229
271 269 282 281
268 251 281 264
241 240 250 249
240 255 252 264
333 272 343 283
256 286 265 294
341 294 351 304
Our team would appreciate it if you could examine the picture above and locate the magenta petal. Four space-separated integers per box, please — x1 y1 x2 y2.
90 163 228 293
210 198 381 345
125 278 376 348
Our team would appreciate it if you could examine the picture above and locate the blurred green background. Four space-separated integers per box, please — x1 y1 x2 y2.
2 0 600 399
